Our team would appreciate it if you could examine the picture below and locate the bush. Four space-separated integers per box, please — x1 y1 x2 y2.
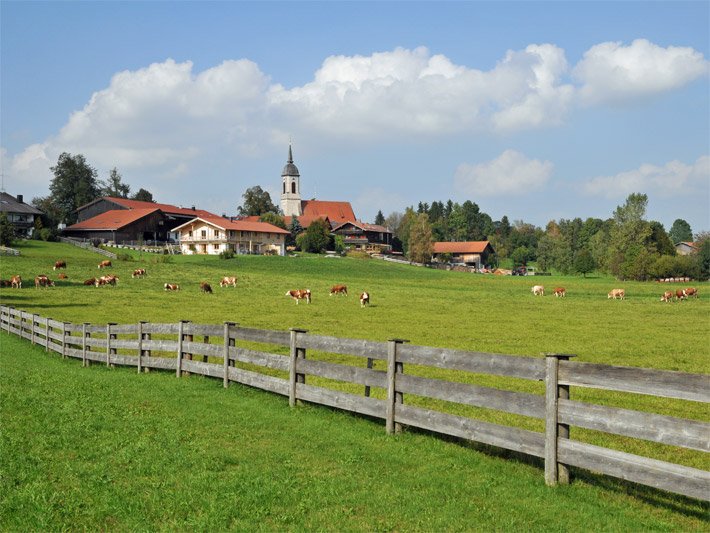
219 249 235 260
116 252 134 262
152 255 173 264
37 228 59 242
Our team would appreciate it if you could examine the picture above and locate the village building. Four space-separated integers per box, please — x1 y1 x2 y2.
675 242 698 256
331 220 393 252
0 192 43 238
431 241 496 269
172 214 290 256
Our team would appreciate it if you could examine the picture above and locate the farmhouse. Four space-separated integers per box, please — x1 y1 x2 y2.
675 242 698 256
68 196 217 243
172 214 289 255
431 241 496 269
0 192 43 238
332 220 393 252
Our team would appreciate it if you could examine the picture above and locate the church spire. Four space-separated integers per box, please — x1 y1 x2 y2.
288 143 294 164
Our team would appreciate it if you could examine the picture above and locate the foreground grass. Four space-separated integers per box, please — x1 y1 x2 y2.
1 334 708 531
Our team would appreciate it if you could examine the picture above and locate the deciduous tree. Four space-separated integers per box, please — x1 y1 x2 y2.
49 152 101 225
669 219 693 244
100 167 130 198
238 186 279 217
408 213 433 264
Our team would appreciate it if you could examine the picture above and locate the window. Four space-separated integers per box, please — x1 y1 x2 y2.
201 230 207 238
283 182 286 194
291 181 296 194
215 229 220 238
188 230 193 237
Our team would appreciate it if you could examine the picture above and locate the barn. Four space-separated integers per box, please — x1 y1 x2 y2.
431 241 496 269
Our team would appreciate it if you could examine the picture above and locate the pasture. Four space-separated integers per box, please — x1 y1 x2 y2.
1 240 709 527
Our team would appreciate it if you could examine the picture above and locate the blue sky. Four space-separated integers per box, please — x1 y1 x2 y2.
2 1 708 233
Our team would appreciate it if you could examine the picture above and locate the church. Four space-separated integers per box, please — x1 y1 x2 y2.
279 145 392 252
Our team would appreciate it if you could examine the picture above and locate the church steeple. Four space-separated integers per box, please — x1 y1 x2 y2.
280 143 302 217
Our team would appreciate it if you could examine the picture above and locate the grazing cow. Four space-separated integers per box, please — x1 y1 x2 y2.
531 285 545 296
219 276 237 288
58 273 68 280
132 268 147 278
608 289 625 300
10 275 22 289
661 290 674 303
200 281 213 294
675 289 686 301
286 289 311 304
164 283 180 291
683 287 699 299
34 275 54 289
98 260 112 269
83 278 97 286
53 260 66 270
330 284 348 296
95 275 118 287
553 287 566 298
360 291 370 307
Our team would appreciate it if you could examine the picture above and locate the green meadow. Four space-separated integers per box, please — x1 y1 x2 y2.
1 240 709 530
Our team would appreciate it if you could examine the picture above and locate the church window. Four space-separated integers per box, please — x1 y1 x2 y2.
283 182 286 194
291 181 296 194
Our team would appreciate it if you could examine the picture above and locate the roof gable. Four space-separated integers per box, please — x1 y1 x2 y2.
0 192 43 215
301 200 356 224
433 241 494 254
65 208 162 231
172 215 290 235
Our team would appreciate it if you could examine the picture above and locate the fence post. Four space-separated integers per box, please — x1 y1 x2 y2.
82 323 90 367
544 353 576 486
386 339 408 434
62 322 70 359
176 320 189 377
106 323 117 367
184 324 194 376
364 357 374 397
202 334 209 363
1 306 7 333
31 314 38 345
289 328 308 407
137 322 145 373
223 322 236 388
7 306 14 335
45 317 51 352
142 324 152 373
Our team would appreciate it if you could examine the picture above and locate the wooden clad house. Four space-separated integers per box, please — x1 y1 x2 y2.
332 221 393 252
431 241 496 269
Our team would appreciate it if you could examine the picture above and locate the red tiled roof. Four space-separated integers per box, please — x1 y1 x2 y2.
301 200 356 224
66 208 162 231
332 220 392 233
103 197 216 218
172 215 290 235
433 241 492 254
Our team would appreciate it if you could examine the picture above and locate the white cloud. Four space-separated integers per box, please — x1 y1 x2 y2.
583 155 710 198
573 39 709 105
454 150 554 196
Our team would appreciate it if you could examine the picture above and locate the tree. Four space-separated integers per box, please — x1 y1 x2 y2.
299 218 331 253
132 188 155 202
31 196 62 230
698 239 710 281
647 221 675 256
0 212 16 246
238 186 279 217
49 152 101 225
669 219 693 244
607 193 652 279
259 212 287 229
408 213 433 264
100 167 130 198
510 246 534 267
573 249 596 277
374 210 386 226
288 215 302 248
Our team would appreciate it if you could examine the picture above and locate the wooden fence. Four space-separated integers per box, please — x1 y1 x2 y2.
1 304 708 501
59 237 117 259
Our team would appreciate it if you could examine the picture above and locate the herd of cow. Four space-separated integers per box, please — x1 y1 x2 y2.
529 284 699 302
4 260 373 307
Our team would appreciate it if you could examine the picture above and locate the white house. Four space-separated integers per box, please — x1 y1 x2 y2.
172 214 290 256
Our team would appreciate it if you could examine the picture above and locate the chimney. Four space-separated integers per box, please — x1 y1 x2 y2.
16 194 23 203
191 205 196 211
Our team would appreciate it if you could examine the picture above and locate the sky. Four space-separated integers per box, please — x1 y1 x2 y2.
1 1 708 233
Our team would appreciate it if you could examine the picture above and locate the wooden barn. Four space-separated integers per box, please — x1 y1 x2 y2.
431 241 496 269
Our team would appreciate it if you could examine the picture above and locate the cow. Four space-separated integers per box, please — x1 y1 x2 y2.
675 289 686 301
164 283 180 291
34 275 54 289
553 287 566 298
360 291 370 307
132 268 147 278
661 290 674 303
10 275 21 289
95 275 118 287
53 260 66 270
608 289 625 300
83 278 97 286
219 276 237 288
330 284 348 296
286 289 311 304
683 287 699 299
98 260 112 269
531 285 545 296
58 273 68 280
200 281 213 294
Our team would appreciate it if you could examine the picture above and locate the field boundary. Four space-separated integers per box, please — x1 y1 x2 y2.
58 237 117 259
1 304 708 501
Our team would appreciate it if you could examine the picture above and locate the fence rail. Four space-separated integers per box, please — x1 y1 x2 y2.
59 237 117 259
1 304 708 501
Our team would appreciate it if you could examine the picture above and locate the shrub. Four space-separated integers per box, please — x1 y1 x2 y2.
219 249 235 260
116 252 133 262
152 255 173 264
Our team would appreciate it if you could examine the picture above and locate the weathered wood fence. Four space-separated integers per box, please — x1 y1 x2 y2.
59 237 117 259
1 304 708 501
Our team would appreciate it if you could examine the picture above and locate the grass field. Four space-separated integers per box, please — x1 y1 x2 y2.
1 333 708 531
1 240 709 528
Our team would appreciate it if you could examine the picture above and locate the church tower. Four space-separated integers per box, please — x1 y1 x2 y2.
280 144 302 217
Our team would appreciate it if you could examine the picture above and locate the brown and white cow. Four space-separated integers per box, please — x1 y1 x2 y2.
98 260 112 269
34 275 54 289
675 289 686 301
553 287 566 298
83 278 97 286
286 289 311 304
164 283 180 291
132 268 147 278
219 276 237 288
58 273 68 280
683 287 699 299
200 281 213 294
53 260 66 270
661 290 674 303
10 275 22 289
330 284 348 296
531 285 545 296
359 291 370 307
608 289 625 300
95 275 118 287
